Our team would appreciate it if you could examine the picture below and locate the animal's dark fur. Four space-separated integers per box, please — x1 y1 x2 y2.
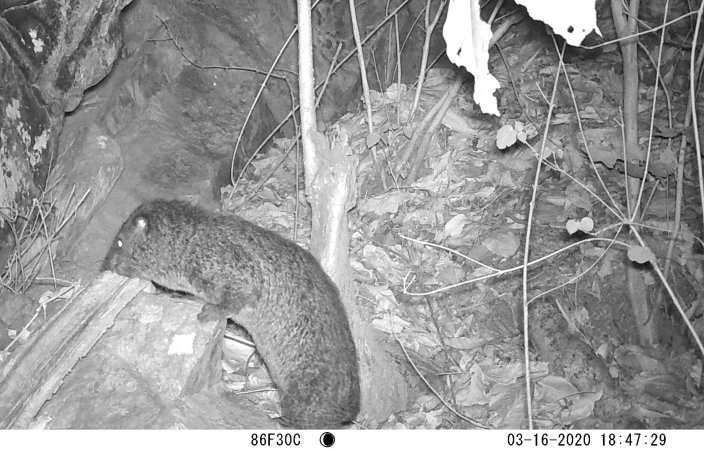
104 199 359 428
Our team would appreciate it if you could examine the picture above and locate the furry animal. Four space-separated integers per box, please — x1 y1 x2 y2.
103 199 359 428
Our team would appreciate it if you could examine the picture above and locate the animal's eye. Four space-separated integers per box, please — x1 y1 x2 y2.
117 239 123 249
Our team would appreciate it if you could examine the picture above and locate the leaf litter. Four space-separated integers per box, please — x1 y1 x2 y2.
221 23 704 429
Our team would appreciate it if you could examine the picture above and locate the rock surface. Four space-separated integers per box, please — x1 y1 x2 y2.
0 0 131 213
34 285 274 428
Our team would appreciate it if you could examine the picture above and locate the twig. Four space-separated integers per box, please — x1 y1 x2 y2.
392 323 489 428
401 235 631 297
409 0 447 121
348 0 385 189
